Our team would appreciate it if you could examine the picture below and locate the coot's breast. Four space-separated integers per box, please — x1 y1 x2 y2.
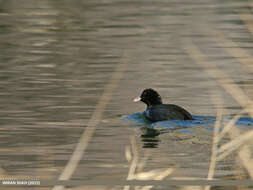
144 104 193 122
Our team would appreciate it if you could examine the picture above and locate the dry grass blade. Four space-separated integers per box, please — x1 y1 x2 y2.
184 38 253 118
218 130 253 153
153 168 174 180
139 186 152 190
137 150 151 173
200 22 253 72
216 113 242 142
204 94 223 190
138 168 173 190
125 146 132 163
52 54 127 190
184 38 253 179
134 168 173 180
128 136 139 180
180 186 203 190
239 13 253 36
124 136 139 190
237 147 253 179
177 177 204 190
217 130 253 161
213 35 253 72
125 136 174 190
226 126 253 178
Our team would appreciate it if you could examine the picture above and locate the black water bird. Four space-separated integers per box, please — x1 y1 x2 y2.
134 88 193 122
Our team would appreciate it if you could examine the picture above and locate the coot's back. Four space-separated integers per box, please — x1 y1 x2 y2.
144 104 193 122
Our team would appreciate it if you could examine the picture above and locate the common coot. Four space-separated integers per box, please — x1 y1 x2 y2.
134 88 193 122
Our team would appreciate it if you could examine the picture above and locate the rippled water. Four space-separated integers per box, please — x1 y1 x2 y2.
0 0 253 189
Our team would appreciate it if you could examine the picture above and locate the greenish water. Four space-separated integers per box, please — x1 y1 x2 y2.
0 0 253 189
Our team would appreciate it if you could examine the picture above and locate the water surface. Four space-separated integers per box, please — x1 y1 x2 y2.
0 0 253 189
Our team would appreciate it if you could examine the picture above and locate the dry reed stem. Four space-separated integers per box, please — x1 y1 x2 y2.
137 168 173 190
228 128 253 179
134 168 173 180
213 35 253 72
124 136 139 190
125 146 132 163
239 2 253 101
227 126 253 178
180 186 203 190
184 38 253 118
203 27 253 72
153 168 174 180
176 177 205 190
184 38 253 179
124 136 173 190
204 94 223 190
128 136 139 180
217 130 253 161
137 150 151 173
204 12 253 100
52 54 127 190
216 112 243 142
138 186 152 190
239 13 253 37
240 1 253 37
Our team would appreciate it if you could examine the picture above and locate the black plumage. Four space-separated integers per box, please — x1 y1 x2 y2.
134 88 193 122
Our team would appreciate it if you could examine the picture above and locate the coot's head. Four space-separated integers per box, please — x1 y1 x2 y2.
134 88 162 106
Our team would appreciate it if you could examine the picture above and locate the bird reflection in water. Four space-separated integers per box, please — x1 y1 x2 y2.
140 127 160 148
